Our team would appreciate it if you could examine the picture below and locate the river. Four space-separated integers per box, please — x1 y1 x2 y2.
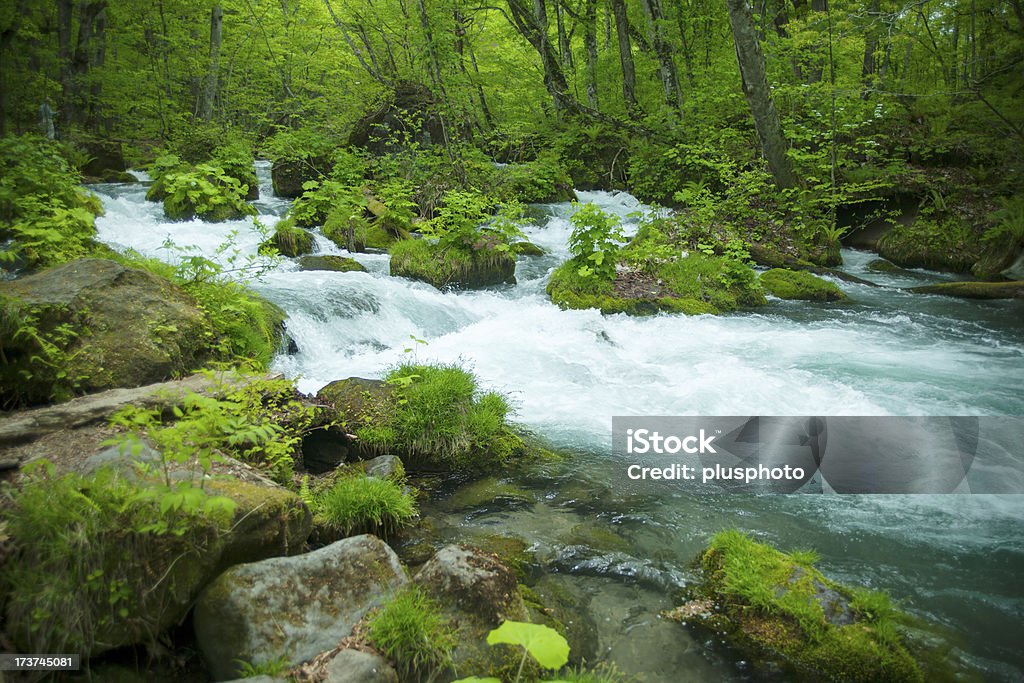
91 161 1024 681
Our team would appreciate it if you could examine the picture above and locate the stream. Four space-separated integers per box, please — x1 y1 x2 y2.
91 161 1024 681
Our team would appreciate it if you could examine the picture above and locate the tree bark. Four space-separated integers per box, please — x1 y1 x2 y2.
610 0 638 113
641 0 682 110
725 0 797 189
860 0 880 96
506 0 579 115
199 4 222 122
583 0 600 108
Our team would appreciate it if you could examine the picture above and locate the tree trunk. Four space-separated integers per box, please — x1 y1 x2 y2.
641 0 682 110
725 0 797 189
583 0 600 108
860 0 880 96
610 0 638 113
199 5 222 121
506 0 579 115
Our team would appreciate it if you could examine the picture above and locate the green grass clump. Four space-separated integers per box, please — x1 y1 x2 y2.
1 463 233 658
366 587 457 680
358 363 522 470
759 268 846 302
311 472 417 538
693 530 923 682
878 215 981 273
390 238 515 289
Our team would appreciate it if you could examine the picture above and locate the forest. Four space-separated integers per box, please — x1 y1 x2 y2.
1 0 1023 682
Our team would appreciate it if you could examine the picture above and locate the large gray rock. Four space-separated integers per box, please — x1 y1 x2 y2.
323 650 398 683
414 545 529 677
0 259 209 405
194 534 409 681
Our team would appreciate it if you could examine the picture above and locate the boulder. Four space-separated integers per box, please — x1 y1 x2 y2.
271 157 331 198
389 239 516 289
362 454 405 480
0 259 210 406
348 82 446 156
668 530 927 682
297 255 367 273
908 280 1024 299
414 545 530 676
759 268 847 302
322 650 399 683
262 219 315 257
513 241 546 257
79 138 127 180
194 534 408 681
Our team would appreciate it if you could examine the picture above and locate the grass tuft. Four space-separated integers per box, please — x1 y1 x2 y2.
366 586 457 681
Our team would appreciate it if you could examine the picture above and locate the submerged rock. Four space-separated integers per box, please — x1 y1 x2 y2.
297 255 367 273
908 280 1024 299
670 530 929 682
759 268 847 302
194 534 408 680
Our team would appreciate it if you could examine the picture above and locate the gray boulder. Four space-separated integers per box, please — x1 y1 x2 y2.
323 650 399 683
194 534 409 681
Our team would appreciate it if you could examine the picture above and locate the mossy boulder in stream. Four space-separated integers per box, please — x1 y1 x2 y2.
261 216 315 257
908 280 1024 299
390 238 515 289
668 530 929 682
297 254 367 272
759 268 847 302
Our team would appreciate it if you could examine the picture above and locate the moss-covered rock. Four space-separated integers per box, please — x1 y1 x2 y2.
390 238 516 289
878 216 982 273
669 530 927 682
262 217 315 257
866 258 915 275
297 255 367 272
908 280 1024 299
760 268 847 302
271 157 331 198
548 253 764 316
513 240 546 256
323 209 407 253
0 259 211 406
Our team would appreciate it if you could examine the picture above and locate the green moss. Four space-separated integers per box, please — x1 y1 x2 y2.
513 240 546 256
878 215 982 273
261 217 314 257
323 208 403 252
390 238 515 289
297 254 367 272
759 268 846 302
366 586 457 680
908 280 1024 299
681 530 925 682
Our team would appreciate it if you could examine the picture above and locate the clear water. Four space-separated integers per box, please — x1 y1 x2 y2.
92 162 1024 680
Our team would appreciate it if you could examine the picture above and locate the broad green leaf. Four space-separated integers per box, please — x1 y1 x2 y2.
485 620 569 670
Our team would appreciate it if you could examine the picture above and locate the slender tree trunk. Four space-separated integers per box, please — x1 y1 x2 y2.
554 0 573 72
199 4 222 122
455 8 494 129
641 0 682 110
860 0 880 96
506 0 579 115
610 0 638 113
583 0 600 108
725 0 797 189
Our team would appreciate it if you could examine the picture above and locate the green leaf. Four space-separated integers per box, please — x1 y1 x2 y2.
485 620 569 670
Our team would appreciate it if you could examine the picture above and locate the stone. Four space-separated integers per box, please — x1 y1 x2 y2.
322 649 399 683
389 239 516 289
194 534 408 681
0 259 210 406
297 255 367 273
362 454 405 481
271 157 332 198
908 280 1024 299
759 268 847 302
513 241 546 257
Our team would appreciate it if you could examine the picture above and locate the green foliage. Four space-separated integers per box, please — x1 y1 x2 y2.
487 620 570 671
109 376 319 484
495 152 573 203
358 362 520 470
236 655 292 678
263 126 340 164
759 269 846 302
0 461 233 657
567 204 624 280
0 135 105 270
160 163 256 222
984 195 1024 245
289 179 363 227
367 587 457 681
878 215 981 273
309 472 417 538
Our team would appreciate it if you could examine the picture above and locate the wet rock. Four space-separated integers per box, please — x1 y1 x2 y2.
513 241 546 257
301 428 350 473
440 476 532 513
362 454 405 480
390 239 516 289
414 545 530 676
297 255 367 273
545 546 687 592
194 534 408 681
322 649 398 683
760 268 846 302
348 81 446 156
263 218 315 257
271 157 331 199
867 258 915 276
908 280 1024 299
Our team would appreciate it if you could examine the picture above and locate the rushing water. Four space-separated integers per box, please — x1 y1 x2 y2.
92 162 1024 681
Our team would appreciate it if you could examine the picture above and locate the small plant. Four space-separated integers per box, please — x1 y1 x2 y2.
161 163 255 222
311 472 417 537
567 203 624 280
367 587 457 681
235 654 292 678
452 620 569 683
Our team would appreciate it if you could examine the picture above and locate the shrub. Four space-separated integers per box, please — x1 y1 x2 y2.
366 587 457 680
161 163 256 222
0 135 105 270
1 462 234 657
567 203 624 281
311 473 417 538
